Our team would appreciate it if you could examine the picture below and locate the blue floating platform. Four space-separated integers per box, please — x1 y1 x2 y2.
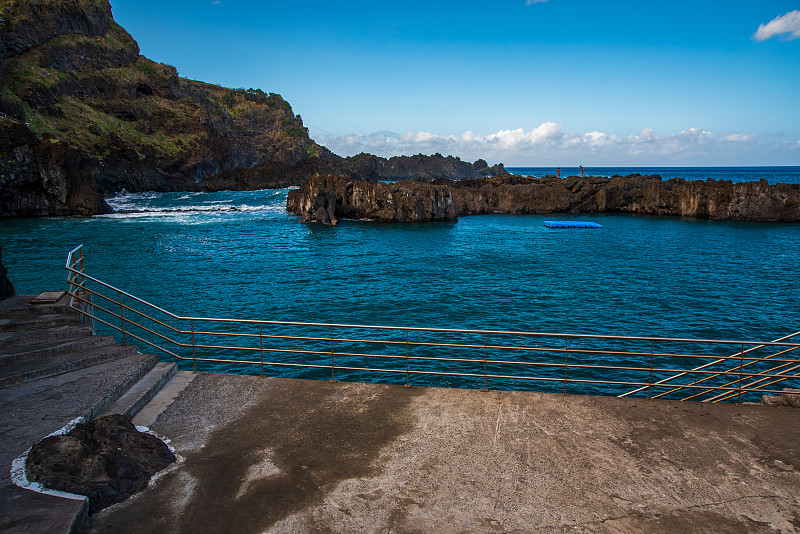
543 221 603 229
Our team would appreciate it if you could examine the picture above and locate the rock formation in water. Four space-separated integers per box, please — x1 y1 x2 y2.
286 174 458 224
0 0 504 216
287 173 800 223
0 241 15 300
25 414 175 514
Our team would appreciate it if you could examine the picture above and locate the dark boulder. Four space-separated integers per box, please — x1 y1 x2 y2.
0 242 15 300
26 414 176 514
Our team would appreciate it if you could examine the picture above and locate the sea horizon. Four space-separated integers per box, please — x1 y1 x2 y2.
507 165 800 185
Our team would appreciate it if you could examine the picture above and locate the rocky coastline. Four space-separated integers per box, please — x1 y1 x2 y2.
0 1 502 217
287 173 800 224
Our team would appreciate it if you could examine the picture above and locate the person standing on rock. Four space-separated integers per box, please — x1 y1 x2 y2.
557 168 561 179
580 165 584 177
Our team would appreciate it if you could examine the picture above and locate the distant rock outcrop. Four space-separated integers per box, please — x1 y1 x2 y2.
197 152 505 193
332 153 505 182
287 173 800 223
0 241 15 300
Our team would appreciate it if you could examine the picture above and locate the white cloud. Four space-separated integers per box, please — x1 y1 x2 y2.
753 10 800 41
311 123 800 166
526 0 548 4
725 133 761 142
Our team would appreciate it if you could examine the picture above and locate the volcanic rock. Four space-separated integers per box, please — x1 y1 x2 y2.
287 174 800 223
287 174 459 224
25 414 175 514
0 241 15 300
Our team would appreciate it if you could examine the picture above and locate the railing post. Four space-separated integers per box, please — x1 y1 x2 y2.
404 329 411 388
648 340 654 400
78 246 85 292
481 333 488 392
259 323 264 377
564 338 569 395
191 319 197 372
738 343 744 405
329 326 336 383
119 292 126 345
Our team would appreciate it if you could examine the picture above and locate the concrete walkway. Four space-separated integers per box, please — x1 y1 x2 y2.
88 373 800 533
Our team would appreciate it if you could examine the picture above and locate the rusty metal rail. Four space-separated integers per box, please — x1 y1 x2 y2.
66 245 800 402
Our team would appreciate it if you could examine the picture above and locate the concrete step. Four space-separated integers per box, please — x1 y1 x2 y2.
132 371 198 428
0 312 81 332
0 335 117 365
0 325 93 350
0 344 140 389
101 362 178 419
0 345 138 388
0 294 74 317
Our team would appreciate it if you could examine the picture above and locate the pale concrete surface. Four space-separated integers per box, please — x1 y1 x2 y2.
132 371 198 428
89 374 800 533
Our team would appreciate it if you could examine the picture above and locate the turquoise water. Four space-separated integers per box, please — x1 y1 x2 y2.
2 178 799 398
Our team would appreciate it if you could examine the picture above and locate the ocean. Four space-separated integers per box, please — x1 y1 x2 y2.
507 166 800 184
1 167 799 399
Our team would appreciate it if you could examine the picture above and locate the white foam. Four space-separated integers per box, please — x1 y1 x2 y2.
10 417 87 501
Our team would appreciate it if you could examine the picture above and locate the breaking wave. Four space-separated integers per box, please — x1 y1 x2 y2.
104 189 292 217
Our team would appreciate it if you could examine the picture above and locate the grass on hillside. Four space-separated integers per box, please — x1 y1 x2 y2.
1 1 319 165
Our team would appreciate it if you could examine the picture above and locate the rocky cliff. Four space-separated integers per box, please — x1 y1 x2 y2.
0 0 320 216
287 173 800 224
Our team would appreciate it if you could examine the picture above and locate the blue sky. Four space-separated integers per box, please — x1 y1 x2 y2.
109 1 800 166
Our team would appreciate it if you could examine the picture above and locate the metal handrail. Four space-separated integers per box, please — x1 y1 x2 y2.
65 245 800 402
678 345 800 402
620 330 800 401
